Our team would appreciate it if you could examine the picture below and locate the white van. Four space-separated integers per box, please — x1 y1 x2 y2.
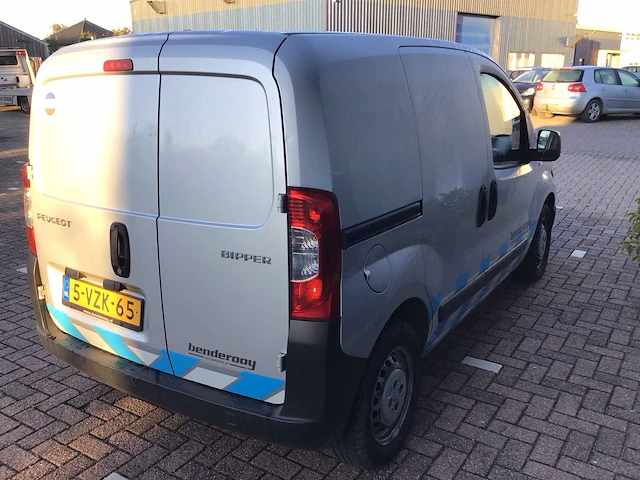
0 49 36 113
25 31 560 468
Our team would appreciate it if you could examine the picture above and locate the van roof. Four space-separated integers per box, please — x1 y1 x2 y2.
72 29 495 64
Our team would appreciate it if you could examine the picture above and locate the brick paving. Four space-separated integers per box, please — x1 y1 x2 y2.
1 106 640 479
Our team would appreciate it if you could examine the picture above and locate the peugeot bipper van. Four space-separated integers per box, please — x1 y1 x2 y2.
25 31 560 469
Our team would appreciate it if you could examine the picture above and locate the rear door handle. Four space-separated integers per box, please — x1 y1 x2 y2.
487 180 498 221
476 185 488 228
110 223 131 278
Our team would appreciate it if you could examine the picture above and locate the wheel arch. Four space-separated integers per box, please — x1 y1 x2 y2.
387 297 430 349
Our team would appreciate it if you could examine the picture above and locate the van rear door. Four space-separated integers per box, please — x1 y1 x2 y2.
29 35 175 372
157 32 290 404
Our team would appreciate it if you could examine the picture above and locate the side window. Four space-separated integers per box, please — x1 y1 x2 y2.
619 70 640 87
595 69 619 85
479 74 525 165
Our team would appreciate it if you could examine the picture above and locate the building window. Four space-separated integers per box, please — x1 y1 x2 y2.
541 54 565 68
455 14 495 55
507 53 535 70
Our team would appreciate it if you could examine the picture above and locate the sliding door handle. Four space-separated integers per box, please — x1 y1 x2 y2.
476 185 488 228
488 180 498 221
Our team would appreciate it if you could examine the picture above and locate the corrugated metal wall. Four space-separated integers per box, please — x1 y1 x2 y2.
327 0 578 67
132 0 325 33
0 22 49 59
130 0 578 67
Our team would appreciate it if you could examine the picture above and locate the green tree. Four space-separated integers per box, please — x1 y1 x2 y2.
44 24 68 54
111 27 132 36
622 198 640 261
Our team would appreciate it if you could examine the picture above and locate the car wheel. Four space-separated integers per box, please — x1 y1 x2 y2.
581 99 602 123
18 96 30 114
515 205 553 282
333 321 420 470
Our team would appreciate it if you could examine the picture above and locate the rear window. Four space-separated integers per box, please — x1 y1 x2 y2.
0 55 18 66
542 69 584 83
514 70 536 83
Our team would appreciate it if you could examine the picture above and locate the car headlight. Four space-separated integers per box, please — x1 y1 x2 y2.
522 88 536 96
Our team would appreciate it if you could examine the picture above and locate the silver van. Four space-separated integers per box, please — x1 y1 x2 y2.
25 31 560 468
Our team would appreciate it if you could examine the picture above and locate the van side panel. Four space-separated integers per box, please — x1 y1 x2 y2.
275 35 427 359
399 47 490 349
274 35 422 229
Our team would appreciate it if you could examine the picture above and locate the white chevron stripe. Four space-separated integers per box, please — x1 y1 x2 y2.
265 390 285 405
128 346 159 366
75 324 116 355
184 367 236 389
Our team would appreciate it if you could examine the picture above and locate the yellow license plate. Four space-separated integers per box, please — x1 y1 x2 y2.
62 276 144 331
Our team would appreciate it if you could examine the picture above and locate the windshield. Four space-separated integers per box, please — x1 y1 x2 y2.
514 70 536 83
543 69 584 82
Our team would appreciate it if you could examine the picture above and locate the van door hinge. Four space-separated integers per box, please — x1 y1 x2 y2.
277 352 287 372
37 285 46 301
277 194 288 213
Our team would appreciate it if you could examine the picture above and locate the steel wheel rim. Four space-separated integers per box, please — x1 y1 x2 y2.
588 102 600 120
371 346 413 446
537 219 548 268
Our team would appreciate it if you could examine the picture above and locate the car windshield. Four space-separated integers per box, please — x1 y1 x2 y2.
543 69 584 82
514 70 536 83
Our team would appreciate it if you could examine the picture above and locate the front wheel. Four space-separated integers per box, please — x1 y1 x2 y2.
581 99 602 123
515 205 553 281
18 96 30 114
333 321 420 470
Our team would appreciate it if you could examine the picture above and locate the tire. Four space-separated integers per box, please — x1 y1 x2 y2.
333 321 420 470
581 99 602 123
515 205 553 281
18 96 30 114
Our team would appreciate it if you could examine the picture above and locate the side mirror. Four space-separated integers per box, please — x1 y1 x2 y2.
535 129 561 162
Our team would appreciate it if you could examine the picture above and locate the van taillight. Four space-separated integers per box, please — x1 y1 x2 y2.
22 163 36 256
288 188 341 320
568 83 586 92
104 59 133 72
536 82 544 91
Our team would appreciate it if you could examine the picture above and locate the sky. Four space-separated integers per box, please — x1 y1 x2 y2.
2 0 132 39
2 0 640 40
577 0 640 31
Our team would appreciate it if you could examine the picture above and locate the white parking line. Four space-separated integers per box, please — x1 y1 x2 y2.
7 187 19 191
17 267 27 274
461 356 502 373
571 250 587 258
103 474 129 480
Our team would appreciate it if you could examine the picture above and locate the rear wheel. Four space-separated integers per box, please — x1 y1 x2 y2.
18 96 30 114
515 205 552 281
581 99 602 123
333 321 420 470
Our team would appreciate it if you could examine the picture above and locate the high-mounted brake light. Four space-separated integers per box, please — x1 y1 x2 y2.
567 83 586 92
22 162 36 256
103 59 133 72
288 188 341 320
536 82 544 91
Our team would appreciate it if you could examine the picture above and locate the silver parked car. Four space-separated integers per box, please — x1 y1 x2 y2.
25 31 561 469
534 66 640 122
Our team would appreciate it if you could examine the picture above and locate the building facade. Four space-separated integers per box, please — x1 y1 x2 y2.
0 21 48 59
574 27 640 67
130 0 578 69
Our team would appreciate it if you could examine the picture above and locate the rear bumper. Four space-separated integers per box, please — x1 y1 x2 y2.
28 253 366 450
534 96 588 116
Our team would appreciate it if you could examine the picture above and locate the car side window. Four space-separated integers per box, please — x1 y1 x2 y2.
479 74 526 165
619 70 640 87
595 69 619 85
